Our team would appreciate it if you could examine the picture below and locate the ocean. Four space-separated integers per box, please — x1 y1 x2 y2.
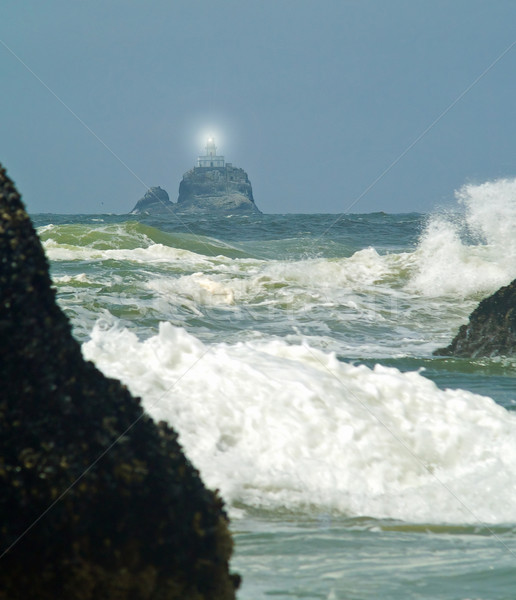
32 177 516 599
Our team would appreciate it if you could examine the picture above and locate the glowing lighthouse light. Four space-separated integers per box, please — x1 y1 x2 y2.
197 137 225 168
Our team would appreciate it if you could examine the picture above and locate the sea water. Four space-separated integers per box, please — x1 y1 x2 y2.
33 178 516 599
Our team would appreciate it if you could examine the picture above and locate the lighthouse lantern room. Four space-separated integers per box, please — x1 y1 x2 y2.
197 137 225 168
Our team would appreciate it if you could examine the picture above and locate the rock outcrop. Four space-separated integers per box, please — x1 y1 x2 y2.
0 165 239 599
130 186 174 215
176 166 260 214
130 166 260 216
434 279 516 357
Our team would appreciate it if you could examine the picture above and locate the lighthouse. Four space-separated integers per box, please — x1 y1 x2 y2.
197 137 225 168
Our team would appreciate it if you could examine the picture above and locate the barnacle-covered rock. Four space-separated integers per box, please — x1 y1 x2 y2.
434 278 516 358
0 165 239 599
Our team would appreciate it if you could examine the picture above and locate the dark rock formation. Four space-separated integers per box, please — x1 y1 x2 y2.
130 186 174 215
176 166 260 214
434 279 516 357
0 165 239 599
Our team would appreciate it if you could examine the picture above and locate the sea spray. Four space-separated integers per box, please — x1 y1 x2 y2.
457 178 516 256
409 177 516 298
83 321 516 524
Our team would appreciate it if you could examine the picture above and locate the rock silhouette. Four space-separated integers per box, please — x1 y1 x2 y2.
130 186 174 215
0 165 239 599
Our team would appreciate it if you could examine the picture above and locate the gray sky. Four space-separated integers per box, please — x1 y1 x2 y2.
1 1 516 214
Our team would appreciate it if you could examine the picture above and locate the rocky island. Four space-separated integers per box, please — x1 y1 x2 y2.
131 138 260 215
130 186 174 214
0 165 239 599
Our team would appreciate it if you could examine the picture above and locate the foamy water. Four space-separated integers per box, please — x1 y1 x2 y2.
37 177 516 525
41 179 516 346
83 321 516 524
35 181 516 598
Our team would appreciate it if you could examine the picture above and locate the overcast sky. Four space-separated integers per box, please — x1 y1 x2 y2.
1 1 516 214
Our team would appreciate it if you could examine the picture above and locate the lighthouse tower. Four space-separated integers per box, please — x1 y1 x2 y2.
197 137 225 168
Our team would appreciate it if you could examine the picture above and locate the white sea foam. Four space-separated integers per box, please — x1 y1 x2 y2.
36 224 56 235
83 321 516 524
145 248 410 312
45 179 516 358
147 272 237 307
43 239 218 266
53 273 91 284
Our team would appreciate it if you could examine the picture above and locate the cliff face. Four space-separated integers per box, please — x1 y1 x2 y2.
177 166 260 214
0 165 239 599
434 279 516 358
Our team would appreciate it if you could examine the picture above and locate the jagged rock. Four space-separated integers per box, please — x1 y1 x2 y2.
130 186 173 215
434 278 516 357
0 165 239 599
176 166 260 214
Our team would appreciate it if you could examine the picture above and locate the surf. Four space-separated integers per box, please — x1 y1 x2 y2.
83 321 516 525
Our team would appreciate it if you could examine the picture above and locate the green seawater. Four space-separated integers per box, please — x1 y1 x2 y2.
33 210 516 599
233 514 516 600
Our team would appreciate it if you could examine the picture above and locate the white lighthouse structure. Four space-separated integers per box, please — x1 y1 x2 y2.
197 137 225 168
